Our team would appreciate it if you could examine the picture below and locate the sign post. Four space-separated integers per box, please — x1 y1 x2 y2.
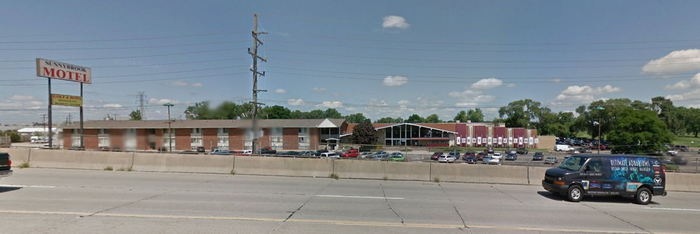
36 58 91 149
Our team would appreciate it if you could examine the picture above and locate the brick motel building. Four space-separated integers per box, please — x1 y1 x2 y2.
61 119 541 152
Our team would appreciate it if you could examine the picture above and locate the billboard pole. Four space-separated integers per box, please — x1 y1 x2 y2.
80 83 84 149
47 78 53 148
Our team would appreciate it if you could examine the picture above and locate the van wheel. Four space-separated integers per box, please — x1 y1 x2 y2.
635 187 652 205
567 185 583 202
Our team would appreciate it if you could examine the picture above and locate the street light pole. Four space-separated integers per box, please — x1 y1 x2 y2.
594 106 605 154
164 103 174 152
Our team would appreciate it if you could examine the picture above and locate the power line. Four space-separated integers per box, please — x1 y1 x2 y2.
0 48 242 63
0 72 248 87
0 40 246 51
0 31 243 44
0 57 241 70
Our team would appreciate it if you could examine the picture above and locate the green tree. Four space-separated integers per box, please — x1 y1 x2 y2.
424 114 441 123
375 117 403 123
345 113 369 123
351 120 378 144
323 108 343 118
498 99 545 128
406 114 424 123
607 109 673 154
466 108 484 122
129 110 142 120
185 101 214 119
263 105 292 119
685 108 700 137
453 111 468 122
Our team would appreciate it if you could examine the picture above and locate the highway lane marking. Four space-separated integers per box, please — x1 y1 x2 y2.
645 207 700 212
0 184 56 189
315 194 404 200
0 209 643 233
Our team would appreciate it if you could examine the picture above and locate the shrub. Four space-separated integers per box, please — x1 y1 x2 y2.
104 166 113 171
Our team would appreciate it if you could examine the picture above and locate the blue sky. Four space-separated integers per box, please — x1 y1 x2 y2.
2 0 700 123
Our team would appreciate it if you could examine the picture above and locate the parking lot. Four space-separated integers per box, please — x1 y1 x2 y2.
1 168 699 233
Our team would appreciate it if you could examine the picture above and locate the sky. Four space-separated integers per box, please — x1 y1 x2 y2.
2 0 700 124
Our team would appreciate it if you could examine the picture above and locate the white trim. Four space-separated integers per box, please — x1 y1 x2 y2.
374 123 456 134
318 119 338 128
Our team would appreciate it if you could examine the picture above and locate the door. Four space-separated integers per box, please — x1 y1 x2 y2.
581 158 611 195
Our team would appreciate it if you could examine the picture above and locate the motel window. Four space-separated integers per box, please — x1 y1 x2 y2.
192 128 202 134
218 128 229 135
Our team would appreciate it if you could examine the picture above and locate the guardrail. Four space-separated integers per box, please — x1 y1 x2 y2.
2 148 699 192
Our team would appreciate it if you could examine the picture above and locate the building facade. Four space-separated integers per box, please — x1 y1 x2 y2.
61 119 346 151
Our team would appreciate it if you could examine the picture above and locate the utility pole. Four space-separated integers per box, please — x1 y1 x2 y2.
164 103 174 152
249 13 267 154
138 91 146 120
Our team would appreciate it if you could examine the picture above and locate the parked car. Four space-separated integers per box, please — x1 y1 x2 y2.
556 144 574 152
320 152 340 158
372 151 389 160
476 152 487 161
341 149 359 158
260 147 277 155
532 152 544 161
486 147 495 154
448 151 461 160
277 151 301 157
359 152 373 159
389 152 406 161
542 154 666 204
491 152 503 160
463 155 477 164
504 152 518 161
0 152 12 178
299 151 316 157
516 148 529 155
314 149 329 156
463 151 476 160
430 152 442 161
544 156 558 165
438 154 457 163
666 150 679 156
210 149 233 155
483 156 501 165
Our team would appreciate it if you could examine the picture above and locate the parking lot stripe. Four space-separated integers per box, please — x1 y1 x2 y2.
0 184 56 189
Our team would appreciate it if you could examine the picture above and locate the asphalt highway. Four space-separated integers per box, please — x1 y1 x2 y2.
1 168 699 233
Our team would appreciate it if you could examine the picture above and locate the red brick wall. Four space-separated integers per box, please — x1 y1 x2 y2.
283 128 299 150
310 128 319 150
229 128 244 150
109 129 124 150
155 129 164 150
63 130 71 148
259 128 270 148
203 128 218 150
136 129 149 150
175 129 190 151
84 129 98 150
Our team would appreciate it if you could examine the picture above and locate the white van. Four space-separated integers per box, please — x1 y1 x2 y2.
555 144 573 152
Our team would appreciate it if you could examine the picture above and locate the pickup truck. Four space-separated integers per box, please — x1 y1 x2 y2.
0 152 12 178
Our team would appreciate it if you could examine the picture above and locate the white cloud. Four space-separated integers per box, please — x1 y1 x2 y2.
312 87 326 92
170 80 202 87
643 49 700 75
383 76 408 86
667 89 700 102
317 101 343 108
382 15 410 29
287 98 305 106
397 100 410 106
470 78 503 89
9 95 34 101
102 104 123 108
665 73 700 90
148 98 178 105
551 78 562 83
552 84 621 106
275 88 287 94
191 82 203 87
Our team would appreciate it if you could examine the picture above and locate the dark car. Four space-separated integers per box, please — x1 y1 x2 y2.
542 154 666 204
260 147 277 155
532 152 544 161
0 152 12 178
516 148 528 155
464 156 477 164
430 152 442 161
463 151 476 159
448 151 461 160
504 152 518 161
486 147 495 154
476 152 487 161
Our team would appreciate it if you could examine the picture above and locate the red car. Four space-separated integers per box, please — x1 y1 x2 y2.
341 149 359 158
476 152 487 161
430 152 442 160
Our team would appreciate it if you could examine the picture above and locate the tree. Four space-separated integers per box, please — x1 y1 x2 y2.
351 120 377 144
607 110 672 154
345 113 369 123
424 114 441 123
263 105 291 119
324 108 343 118
498 99 545 128
406 114 424 123
466 108 484 122
185 101 214 119
129 110 142 120
685 108 700 137
375 117 403 123
453 111 468 122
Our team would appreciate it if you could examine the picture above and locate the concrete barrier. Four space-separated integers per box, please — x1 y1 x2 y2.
234 156 332 177
430 163 528 184
333 160 385 179
385 162 430 181
666 173 700 192
132 153 234 174
30 150 132 170
527 166 550 185
0 147 31 165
